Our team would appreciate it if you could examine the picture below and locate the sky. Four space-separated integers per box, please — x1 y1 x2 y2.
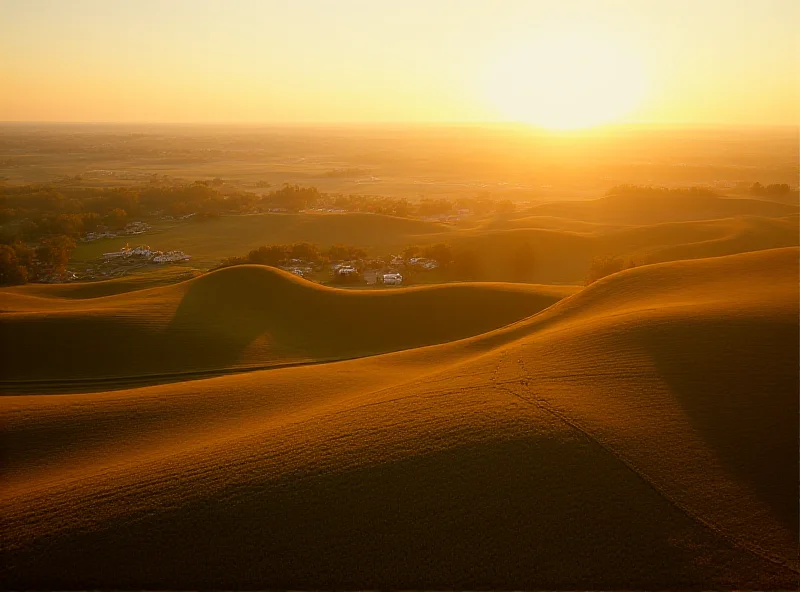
1 0 798 126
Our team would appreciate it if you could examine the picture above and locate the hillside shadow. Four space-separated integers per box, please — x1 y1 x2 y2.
162 266 567 375
632 315 799 534
3 266 568 392
1 436 744 589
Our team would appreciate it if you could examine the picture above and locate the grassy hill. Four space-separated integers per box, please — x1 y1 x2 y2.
441 214 799 283
1 248 796 589
0 266 576 387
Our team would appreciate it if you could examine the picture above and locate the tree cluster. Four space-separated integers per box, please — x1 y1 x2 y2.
749 182 791 196
308 189 515 218
0 182 260 244
585 255 638 286
0 235 76 285
217 242 368 270
606 185 718 198
416 195 515 217
321 193 413 217
263 185 321 212
1 181 524 248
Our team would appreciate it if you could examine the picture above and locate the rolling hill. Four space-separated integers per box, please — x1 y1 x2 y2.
0 266 576 389
442 214 799 283
1 247 797 588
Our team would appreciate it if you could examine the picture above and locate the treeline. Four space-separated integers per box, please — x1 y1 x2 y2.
748 182 791 196
215 240 640 287
0 182 519 245
608 183 796 200
606 185 718 198
217 243 369 270
265 185 516 217
216 240 538 283
0 183 259 243
0 236 76 285
584 255 639 286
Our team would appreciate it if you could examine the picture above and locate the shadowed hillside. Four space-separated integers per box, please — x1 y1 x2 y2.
441 214 798 283
0 266 575 388
1 248 796 589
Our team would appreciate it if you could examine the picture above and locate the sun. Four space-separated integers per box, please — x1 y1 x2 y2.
481 28 646 130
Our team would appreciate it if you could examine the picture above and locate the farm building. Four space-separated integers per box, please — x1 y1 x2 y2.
382 272 403 285
336 265 358 276
409 257 439 270
102 244 190 264
152 251 190 263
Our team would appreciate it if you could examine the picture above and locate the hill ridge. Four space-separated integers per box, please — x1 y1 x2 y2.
0 267 576 388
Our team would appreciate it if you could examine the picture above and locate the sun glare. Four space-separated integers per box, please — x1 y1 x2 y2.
482 29 647 130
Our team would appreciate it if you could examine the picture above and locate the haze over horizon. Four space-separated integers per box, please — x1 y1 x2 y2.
2 0 798 128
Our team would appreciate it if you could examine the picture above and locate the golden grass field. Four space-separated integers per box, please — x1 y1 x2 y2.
1 245 797 588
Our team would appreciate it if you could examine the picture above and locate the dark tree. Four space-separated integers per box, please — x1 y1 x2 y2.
104 208 128 229
247 245 287 266
585 255 629 285
326 244 367 262
0 244 28 285
422 243 453 268
288 242 320 262
36 235 76 273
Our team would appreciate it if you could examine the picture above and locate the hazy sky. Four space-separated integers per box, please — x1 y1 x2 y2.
1 0 798 126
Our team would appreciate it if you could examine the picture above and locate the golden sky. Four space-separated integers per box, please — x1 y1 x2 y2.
1 0 798 128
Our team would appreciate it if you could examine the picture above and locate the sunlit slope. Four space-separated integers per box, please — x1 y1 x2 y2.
1 248 797 588
0 265 575 385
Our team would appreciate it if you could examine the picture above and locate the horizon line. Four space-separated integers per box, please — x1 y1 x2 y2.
0 120 797 130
